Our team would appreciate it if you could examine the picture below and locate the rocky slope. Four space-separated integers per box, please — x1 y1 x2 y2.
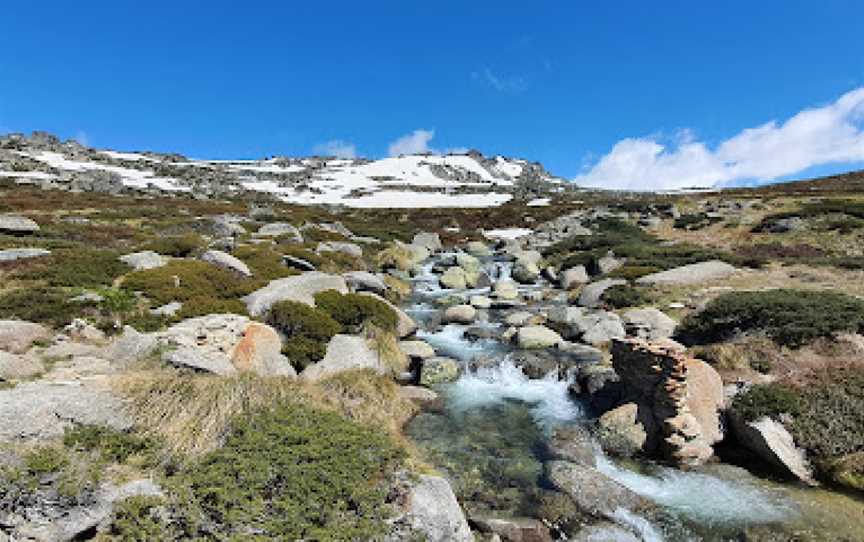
0 131 566 208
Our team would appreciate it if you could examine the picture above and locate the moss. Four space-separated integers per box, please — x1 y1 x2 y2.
171 402 404 539
267 301 341 370
679 289 864 347
142 234 202 257
601 285 650 309
314 289 398 332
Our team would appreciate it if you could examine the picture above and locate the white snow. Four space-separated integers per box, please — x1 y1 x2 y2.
0 171 55 180
493 156 524 178
22 151 189 192
482 228 533 240
527 197 551 207
100 150 155 162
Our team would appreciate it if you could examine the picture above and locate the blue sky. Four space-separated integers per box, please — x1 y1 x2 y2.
1 1 863 188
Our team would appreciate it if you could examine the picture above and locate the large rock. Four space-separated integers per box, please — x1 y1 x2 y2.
158 315 296 377
406 475 473 542
317 241 363 258
0 248 51 262
569 523 641 542
299 334 385 382
256 222 303 241
357 292 417 338
465 241 492 257
547 308 625 345
104 326 159 366
420 356 460 385
546 461 651 520
119 250 167 271
622 308 677 340
0 320 51 354
611 338 725 465
412 232 442 252
440 267 468 290
596 403 648 457
730 414 817 485
443 304 477 324
399 340 436 360
560 266 589 289
0 351 43 380
578 279 626 308
493 279 519 300
242 272 348 316
471 516 552 542
512 259 541 284
0 214 39 233
547 425 599 467
343 271 387 295
200 249 252 277
516 325 563 349
635 260 736 285
0 381 131 442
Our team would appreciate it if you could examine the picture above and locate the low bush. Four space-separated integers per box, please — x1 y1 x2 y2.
107 496 172 541
175 296 247 320
267 300 341 370
63 424 159 464
601 285 650 309
314 289 398 331
233 245 299 281
673 213 723 230
123 260 257 306
12 249 129 288
731 383 801 423
0 287 87 327
678 289 864 347
142 234 202 257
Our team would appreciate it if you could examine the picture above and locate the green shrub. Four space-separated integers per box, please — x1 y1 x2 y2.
175 403 404 539
25 446 69 475
123 260 256 306
731 383 801 423
63 425 159 464
13 249 128 287
792 367 864 461
267 301 341 370
678 289 864 347
142 234 202 257
176 296 247 320
0 287 86 327
673 213 723 230
107 496 172 541
601 285 650 308
314 289 398 331
234 245 299 281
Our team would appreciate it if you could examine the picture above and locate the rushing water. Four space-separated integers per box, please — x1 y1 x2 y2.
404 254 864 540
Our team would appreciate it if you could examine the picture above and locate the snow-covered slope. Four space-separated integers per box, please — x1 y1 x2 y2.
0 131 566 208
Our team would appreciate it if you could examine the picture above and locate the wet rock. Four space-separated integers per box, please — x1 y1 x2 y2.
464 326 499 342
243 271 348 316
0 381 131 442
578 279 626 308
635 260 736 285
622 308 677 340
470 295 493 309
0 214 39 233
547 425 598 467
420 356 460 385
159 315 296 377
300 334 384 382
200 249 252 277
505 311 537 327
119 250 167 271
471 516 552 542
441 267 469 290
413 232 443 252
0 320 51 354
493 279 520 300
317 241 363 258
548 308 624 345
400 340 436 360
560 266 589 289
406 474 473 542
516 325 563 349
512 259 541 284
729 414 817 485
596 403 647 457
0 248 51 262
546 461 651 520
444 304 477 324
569 522 640 542
465 241 492 257
576 365 622 413
611 338 725 465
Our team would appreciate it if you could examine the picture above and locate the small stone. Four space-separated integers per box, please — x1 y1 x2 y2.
200 249 252 277
119 251 167 271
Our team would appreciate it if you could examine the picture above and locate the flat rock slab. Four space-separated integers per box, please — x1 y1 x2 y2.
407 474 473 542
0 320 51 354
0 248 51 262
0 381 131 442
0 214 40 233
119 250 167 271
200 249 252 277
243 272 348 316
636 260 736 285
300 334 384 382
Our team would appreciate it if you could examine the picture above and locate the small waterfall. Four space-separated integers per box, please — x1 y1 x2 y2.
416 324 500 361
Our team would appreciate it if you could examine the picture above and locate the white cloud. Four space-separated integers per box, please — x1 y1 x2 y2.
388 129 436 156
575 87 864 190
313 139 356 159
472 68 527 93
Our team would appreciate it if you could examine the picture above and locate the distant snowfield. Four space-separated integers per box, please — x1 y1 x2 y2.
482 228 533 240
6 147 557 208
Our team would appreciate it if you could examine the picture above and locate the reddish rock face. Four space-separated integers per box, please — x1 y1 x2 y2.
231 322 293 377
610 338 725 466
